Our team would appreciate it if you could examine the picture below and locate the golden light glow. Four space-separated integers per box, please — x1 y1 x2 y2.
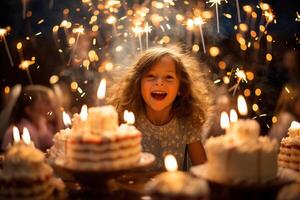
4 86 10 94
220 111 230 129
235 68 247 83
0 28 7 36
13 126 20 143
62 112 71 127
164 154 178 172
70 82 78 90
243 5 252 13
239 23 248 32
238 95 248 116
266 35 273 42
80 105 88 121
69 37 75 45
244 89 251 97
192 44 200 52
272 116 277 123
209 46 220 57
97 78 106 100
106 16 117 24
49 75 59 84
17 42 22 50
22 127 31 145
252 104 259 112
218 61 226 70
266 53 272 61
255 88 262 96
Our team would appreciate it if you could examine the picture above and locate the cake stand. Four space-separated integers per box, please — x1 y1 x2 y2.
190 165 293 200
51 152 155 197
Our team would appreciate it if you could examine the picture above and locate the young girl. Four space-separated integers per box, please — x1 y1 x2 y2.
108 46 214 171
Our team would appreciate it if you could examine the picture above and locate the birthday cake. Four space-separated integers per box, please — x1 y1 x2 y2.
146 171 209 200
204 119 278 183
0 143 65 199
50 105 142 171
278 121 300 172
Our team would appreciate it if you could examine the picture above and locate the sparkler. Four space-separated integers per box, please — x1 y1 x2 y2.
207 0 223 33
0 28 14 67
228 68 247 96
19 59 35 84
67 26 84 66
194 17 206 54
132 24 144 53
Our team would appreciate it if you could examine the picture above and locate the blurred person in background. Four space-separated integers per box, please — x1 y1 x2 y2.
1 85 63 152
268 84 300 143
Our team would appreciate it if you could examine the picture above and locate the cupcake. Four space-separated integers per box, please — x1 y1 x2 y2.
145 155 209 200
0 127 65 199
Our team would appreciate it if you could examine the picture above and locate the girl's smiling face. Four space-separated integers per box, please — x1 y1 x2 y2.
141 56 180 115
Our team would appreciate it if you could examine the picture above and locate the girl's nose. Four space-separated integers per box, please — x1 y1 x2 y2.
155 77 164 85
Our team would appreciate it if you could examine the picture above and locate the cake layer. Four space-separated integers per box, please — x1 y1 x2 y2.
68 145 141 161
65 152 141 171
0 178 55 200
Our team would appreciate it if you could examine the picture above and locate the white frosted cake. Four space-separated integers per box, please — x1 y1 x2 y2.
278 121 300 172
204 119 278 183
0 143 65 199
50 105 142 171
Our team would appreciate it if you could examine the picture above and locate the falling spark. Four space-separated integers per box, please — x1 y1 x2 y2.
194 17 206 54
0 28 14 67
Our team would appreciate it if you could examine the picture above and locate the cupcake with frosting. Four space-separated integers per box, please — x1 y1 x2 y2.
146 155 209 200
0 127 65 199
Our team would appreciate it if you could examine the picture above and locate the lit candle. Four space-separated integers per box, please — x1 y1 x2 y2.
119 110 137 136
164 154 178 172
22 127 31 145
13 126 20 144
97 78 106 106
237 95 248 116
220 111 230 130
62 111 72 129
230 109 238 123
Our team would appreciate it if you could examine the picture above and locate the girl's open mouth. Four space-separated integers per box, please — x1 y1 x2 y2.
151 91 167 100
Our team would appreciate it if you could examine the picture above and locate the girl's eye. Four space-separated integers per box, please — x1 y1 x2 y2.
146 74 155 79
166 75 174 80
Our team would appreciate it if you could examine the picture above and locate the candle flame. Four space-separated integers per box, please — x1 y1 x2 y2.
62 111 72 127
22 127 31 145
164 154 178 172
220 111 230 129
80 105 88 121
127 112 135 125
124 110 135 125
237 95 248 116
13 126 20 143
97 78 106 100
230 109 238 123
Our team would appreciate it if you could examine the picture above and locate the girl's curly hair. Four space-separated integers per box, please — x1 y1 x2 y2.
107 45 215 130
